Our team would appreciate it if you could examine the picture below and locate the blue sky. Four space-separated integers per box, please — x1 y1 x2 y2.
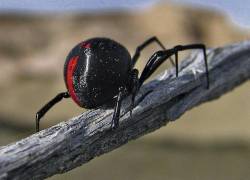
0 0 156 12
0 0 249 28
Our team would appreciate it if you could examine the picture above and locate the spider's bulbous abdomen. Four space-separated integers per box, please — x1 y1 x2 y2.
64 37 132 108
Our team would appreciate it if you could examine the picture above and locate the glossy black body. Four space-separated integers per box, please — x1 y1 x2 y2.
64 38 131 108
36 36 209 132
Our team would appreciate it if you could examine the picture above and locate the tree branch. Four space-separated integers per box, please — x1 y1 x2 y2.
0 41 250 180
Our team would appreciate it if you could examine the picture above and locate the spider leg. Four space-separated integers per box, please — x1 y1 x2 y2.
131 36 175 67
129 69 139 118
139 50 175 86
139 44 209 89
141 48 179 80
173 44 209 88
36 92 70 132
111 87 125 130
175 51 179 77
111 70 139 129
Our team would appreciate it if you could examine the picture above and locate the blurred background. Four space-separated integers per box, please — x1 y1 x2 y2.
0 0 250 179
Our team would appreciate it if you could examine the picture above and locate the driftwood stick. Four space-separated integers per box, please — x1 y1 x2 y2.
0 41 250 179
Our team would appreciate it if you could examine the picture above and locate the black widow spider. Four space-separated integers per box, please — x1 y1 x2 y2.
36 36 209 132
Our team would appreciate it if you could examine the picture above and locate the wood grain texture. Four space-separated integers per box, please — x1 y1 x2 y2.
0 41 250 179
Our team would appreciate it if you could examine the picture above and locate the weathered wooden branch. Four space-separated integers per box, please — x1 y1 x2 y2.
0 41 250 179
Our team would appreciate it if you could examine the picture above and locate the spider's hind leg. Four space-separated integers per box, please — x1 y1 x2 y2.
36 92 70 132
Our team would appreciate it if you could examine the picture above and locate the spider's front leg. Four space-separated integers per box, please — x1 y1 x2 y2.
173 44 209 88
138 43 209 88
131 36 175 67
